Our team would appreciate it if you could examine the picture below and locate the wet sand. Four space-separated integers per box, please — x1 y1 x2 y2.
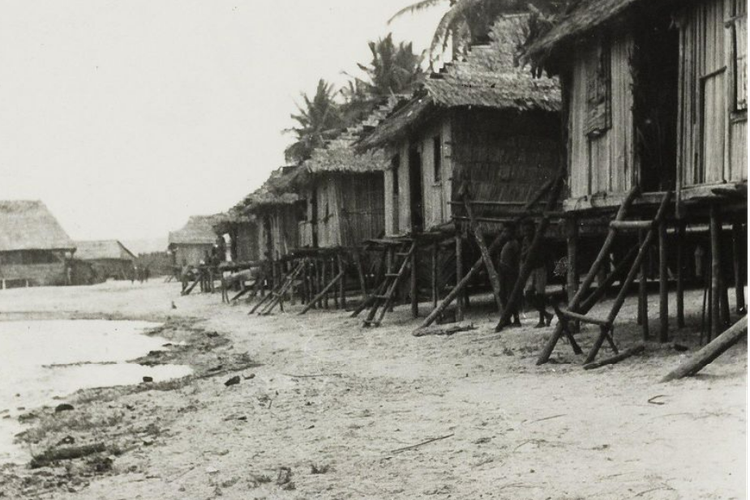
0 280 745 499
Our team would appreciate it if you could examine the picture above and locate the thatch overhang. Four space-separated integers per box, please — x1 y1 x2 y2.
0 200 75 253
74 240 136 261
359 15 561 149
523 0 678 70
168 215 219 246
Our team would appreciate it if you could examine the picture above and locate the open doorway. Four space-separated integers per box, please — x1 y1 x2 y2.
632 10 679 192
409 146 424 232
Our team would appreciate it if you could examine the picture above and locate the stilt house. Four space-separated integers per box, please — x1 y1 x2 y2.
351 16 563 326
246 166 303 263
522 0 747 361
525 0 747 212
74 240 136 282
359 15 562 237
212 207 261 263
168 215 219 267
0 200 76 288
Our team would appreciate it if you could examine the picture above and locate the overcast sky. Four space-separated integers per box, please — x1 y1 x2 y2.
0 0 446 246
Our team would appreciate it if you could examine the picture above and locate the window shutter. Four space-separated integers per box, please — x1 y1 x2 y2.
585 40 612 136
735 15 747 110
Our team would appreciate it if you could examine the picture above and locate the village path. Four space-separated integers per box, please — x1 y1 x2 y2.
0 281 746 499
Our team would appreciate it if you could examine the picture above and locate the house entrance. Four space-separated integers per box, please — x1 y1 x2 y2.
633 11 679 192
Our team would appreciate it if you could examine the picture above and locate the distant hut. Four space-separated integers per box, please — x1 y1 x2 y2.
168 215 219 267
0 200 76 288
523 0 747 361
212 207 260 264
74 240 137 282
358 15 562 324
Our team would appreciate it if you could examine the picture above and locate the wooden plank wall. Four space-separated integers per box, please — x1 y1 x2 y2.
235 222 260 262
339 173 385 246
678 0 747 189
269 205 299 260
568 33 635 200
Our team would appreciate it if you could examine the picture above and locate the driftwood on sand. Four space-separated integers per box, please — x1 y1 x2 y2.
412 323 476 338
30 443 107 468
583 344 645 370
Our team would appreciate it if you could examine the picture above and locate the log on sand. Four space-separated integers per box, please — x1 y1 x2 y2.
661 316 747 382
31 443 107 468
412 323 476 338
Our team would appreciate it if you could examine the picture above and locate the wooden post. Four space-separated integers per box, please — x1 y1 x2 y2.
455 230 464 322
659 218 669 342
299 270 345 315
639 229 650 340
431 242 439 310
676 221 686 328
338 254 346 309
710 205 721 340
410 243 419 318
732 221 746 314
566 217 580 333
464 198 504 313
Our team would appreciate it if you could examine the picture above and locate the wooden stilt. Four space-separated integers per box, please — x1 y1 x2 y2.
566 217 580 333
710 205 722 340
720 269 731 328
338 254 346 309
732 221 746 314
659 218 669 342
431 242 439 310
299 270 345 315
676 221 686 328
455 230 464 322
464 198 504 313
410 244 419 318
639 229 650 340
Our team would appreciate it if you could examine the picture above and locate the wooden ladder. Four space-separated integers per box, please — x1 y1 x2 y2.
361 240 417 327
538 189 672 365
251 261 305 316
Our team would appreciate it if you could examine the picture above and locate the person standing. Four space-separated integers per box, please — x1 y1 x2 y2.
497 222 521 327
520 219 553 328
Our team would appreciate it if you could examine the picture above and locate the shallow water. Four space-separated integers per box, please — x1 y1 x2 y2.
0 320 192 463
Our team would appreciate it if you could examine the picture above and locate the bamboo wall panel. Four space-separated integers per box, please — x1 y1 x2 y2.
235 223 260 261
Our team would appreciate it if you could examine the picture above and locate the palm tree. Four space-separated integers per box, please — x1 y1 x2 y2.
390 0 563 64
340 34 423 126
284 79 344 164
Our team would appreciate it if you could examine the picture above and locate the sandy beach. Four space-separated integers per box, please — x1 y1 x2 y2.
0 280 745 499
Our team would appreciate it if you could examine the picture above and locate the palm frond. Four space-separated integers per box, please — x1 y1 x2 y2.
387 0 448 24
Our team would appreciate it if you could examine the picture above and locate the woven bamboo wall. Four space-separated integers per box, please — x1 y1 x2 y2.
235 222 260 262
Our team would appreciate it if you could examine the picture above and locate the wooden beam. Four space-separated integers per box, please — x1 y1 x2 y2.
732 221 746 313
299 270 345 315
710 205 721 341
676 222 686 328
410 247 418 318
455 230 464 322
583 344 645 370
566 217 580 333
639 229 650 339
659 219 669 342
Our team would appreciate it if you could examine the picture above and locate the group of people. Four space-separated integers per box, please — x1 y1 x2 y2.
497 219 554 329
130 265 150 284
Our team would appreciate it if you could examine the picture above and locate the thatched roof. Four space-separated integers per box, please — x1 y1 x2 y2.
360 15 561 148
524 0 661 62
298 98 399 180
168 215 218 246
75 240 136 261
242 167 301 212
0 200 75 252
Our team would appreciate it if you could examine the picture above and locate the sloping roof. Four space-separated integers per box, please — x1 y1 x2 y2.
0 200 75 252
360 15 561 148
299 98 400 178
243 167 301 212
168 215 218 246
75 240 136 261
524 0 650 60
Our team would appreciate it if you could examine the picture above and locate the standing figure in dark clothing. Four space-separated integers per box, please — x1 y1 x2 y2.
521 219 553 328
497 222 521 327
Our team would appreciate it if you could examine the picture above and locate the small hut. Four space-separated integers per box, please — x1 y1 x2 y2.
168 215 220 267
74 240 137 282
523 0 747 362
357 15 563 324
0 200 76 288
